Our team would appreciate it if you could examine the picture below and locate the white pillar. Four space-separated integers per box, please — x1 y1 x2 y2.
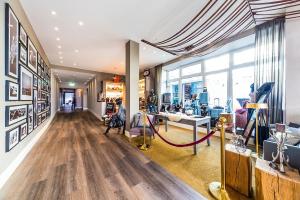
125 40 139 130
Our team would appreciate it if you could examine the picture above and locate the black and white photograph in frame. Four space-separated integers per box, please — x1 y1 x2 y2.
6 127 19 152
5 4 19 79
33 75 38 88
6 104 27 127
20 123 28 141
19 44 27 65
38 114 42 125
5 80 19 101
37 53 41 65
19 24 27 47
28 104 34 133
27 38 37 73
33 89 38 129
20 64 33 100
41 112 46 122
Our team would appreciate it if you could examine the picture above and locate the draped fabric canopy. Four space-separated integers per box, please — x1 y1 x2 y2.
254 18 285 124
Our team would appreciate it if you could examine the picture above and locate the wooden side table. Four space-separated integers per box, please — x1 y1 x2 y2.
255 158 300 200
225 144 252 197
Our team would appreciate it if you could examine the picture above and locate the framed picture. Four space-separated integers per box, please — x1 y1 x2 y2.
6 80 19 101
5 4 19 79
38 114 42 125
19 24 27 47
41 112 46 122
6 105 27 126
6 127 19 152
19 44 27 65
37 53 41 65
20 64 33 100
27 104 33 133
37 103 41 113
27 38 37 73
20 123 28 141
33 75 38 88
33 89 38 129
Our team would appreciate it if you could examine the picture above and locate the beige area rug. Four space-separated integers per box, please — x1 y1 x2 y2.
130 125 253 200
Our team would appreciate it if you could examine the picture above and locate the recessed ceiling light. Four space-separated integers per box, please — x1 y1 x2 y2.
59 56 63 59
153 50 157 54
60 61 63 64
143 47 146 50
75 49 79 53
57 45 62 49
56 37 60 41
58 51 62 54
73 63 77 66
51 11 56 15
54 26 59 31
78 21 84 26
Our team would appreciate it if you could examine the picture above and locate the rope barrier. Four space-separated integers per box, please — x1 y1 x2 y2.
147 116 216 148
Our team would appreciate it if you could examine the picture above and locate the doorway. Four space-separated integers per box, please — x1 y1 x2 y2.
60 88 76 112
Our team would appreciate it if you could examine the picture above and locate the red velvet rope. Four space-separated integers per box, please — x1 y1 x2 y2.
147 116 215 148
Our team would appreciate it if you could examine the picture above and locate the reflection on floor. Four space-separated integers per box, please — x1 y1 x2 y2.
133 125 253 200
0 111 205 200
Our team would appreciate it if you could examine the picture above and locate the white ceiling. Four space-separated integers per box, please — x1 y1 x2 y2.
20 0 207 75
53 69 95 87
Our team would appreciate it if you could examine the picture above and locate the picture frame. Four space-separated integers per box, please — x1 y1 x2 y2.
37 114 42 126
20 64 33 100
5 80 19 101
5 104 27 127
33 89 38 129
6 126 19 152
5 4 19 79
19 44 27 65
27 38 37 73
19 24 27 47
37 103 41 113
41 112 46 122
19 122 28 141
37 53 41 65
33 75 38 88
27 104 33 133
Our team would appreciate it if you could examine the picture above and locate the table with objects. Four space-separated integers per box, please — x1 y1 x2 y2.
155 112 211 155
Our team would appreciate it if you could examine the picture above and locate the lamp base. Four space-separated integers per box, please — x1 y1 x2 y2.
209 182 230 200
138 144 149 151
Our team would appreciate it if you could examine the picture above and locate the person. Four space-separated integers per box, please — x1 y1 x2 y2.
104 98 126 135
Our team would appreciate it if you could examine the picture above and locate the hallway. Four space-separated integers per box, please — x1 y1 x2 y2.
0 111 205 200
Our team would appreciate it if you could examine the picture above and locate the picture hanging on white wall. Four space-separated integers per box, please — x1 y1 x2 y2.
5 4 19 79
5 105 27 127
27 38 37 73
20 64 33 100
20 123 28 141
6 127 20 152
6 80 19 101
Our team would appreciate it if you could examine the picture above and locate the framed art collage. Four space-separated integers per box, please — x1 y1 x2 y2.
4 4 51 152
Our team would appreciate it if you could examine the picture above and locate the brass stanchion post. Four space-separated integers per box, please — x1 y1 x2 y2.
209 117 230 200
139 110 149 151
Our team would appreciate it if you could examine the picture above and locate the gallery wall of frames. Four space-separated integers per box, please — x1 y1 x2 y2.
4 4 51 152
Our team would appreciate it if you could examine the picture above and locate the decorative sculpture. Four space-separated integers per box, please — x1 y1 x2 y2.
269 124 289 173
147 89 158 113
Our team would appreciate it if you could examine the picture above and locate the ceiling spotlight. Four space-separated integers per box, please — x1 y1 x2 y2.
58 51 62 54
56 37 60 41
60 61 63 64
54 26 59 31
143 47 146 50
153 50 157 54
75 49 79 53
69 82 75 87
57 45 62 49
51 11 56 15
73 63 77 66
78 21 84 26
59 56 63 59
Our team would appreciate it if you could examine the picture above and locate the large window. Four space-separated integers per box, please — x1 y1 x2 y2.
205 54 229 72
182 76 203 102
232 66 254 109
162 45 255 110
206 72 228 107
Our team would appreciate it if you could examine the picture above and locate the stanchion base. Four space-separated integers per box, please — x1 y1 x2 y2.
138 144 149 151
209 182 230 200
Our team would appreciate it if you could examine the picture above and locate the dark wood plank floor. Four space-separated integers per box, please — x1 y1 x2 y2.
0 111 206 200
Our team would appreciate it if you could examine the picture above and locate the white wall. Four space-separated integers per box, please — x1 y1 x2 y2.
0 0 58 188
285 19 300 123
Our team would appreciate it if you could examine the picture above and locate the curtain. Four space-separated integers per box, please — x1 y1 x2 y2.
255 18 285 124
155 64 162 107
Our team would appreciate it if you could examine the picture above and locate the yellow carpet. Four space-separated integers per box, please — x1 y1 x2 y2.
130 125 253 200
